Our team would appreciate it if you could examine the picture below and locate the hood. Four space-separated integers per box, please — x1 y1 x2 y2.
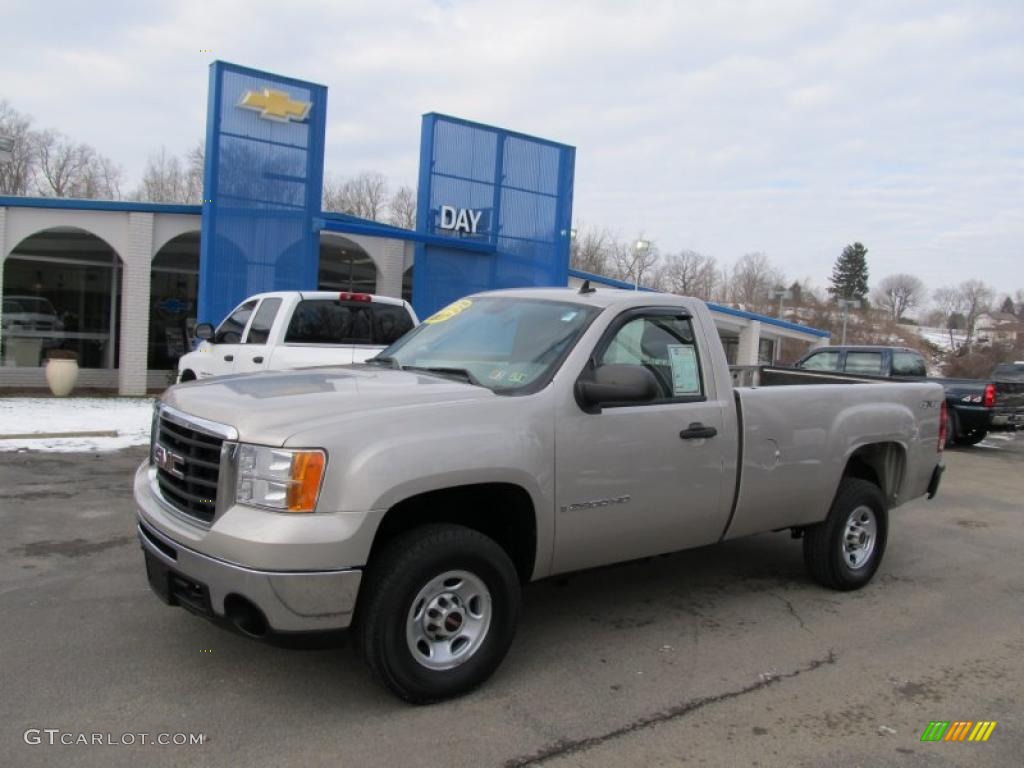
162 365 494 445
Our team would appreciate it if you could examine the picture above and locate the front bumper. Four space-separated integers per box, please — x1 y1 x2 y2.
137 519 362 633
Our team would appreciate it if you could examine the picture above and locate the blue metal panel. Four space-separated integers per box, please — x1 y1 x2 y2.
198 61 327 325
412 113 575 318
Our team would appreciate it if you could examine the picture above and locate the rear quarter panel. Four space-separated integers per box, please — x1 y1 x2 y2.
723 381 942 539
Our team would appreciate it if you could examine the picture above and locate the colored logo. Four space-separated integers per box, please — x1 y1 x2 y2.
237 88 311 123
920 721 997 742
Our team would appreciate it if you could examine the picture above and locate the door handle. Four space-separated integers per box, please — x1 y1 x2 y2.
680 422 717 440
223 354 234 362
253 356 264 364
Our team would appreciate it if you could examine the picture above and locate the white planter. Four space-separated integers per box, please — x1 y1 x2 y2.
45 359 79 397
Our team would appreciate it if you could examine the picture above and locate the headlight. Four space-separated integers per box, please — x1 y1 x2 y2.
235 444 326 513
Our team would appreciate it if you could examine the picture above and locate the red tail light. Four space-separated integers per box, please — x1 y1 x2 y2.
983 383 996 408
339 292 372 302
938 400 947 452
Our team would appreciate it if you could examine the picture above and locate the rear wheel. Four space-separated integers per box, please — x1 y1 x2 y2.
956 429 987 446
803 478 888 591
357 524 521 703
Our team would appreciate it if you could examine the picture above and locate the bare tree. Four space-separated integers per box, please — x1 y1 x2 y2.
612 237 659 288
136 148 188 203
874 273 926 322
323 171 389 221
185 141 204 203
388 185 416 229
34 129 94 197
933 286 967 348
958 279 994 344
729 252 783 313
569 224 614 276
78 154 123 199
660 250 718 300
0 100 37 195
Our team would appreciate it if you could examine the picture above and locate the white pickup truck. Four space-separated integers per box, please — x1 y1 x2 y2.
138 287 945 702
177 291 418 382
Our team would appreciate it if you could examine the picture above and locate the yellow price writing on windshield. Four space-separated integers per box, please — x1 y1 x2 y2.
424 299 473 325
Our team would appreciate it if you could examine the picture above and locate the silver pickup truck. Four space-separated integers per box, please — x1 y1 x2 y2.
135 287 945 702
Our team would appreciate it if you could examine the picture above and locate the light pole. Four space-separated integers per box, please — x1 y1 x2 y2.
769 289 793 362
631 239 650 290
837 298 861 345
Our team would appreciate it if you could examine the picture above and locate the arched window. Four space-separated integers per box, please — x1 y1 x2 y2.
2 227 122 369
149 232 200 370
318 236 377 293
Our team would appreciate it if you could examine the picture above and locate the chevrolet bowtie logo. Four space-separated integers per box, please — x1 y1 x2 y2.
237 88 311 123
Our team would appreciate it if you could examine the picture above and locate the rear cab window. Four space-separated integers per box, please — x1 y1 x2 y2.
284 299 414 345
892 350 926 377
844 351 883 375
244 298 282 344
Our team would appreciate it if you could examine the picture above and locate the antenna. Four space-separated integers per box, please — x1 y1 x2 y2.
578 280 596 294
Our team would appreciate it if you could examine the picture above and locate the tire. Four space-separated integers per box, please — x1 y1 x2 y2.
956 429 987 446
803 478 888 591
944 409 958 449
357 524 521 703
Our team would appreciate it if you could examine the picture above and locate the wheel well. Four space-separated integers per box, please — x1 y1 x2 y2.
180 369 197 382
843 443 906 504
370 483 537 582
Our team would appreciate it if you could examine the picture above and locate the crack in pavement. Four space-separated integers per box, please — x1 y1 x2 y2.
503 649 837 768
770 591 814 636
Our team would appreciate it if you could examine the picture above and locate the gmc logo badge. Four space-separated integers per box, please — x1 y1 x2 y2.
153 444 185 479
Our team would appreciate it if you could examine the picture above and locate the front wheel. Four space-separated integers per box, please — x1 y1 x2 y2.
803 478 888 591
357 524 521 703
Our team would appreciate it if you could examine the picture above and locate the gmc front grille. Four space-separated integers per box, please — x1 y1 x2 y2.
155 414 224 524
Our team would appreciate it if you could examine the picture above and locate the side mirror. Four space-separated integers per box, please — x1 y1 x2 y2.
577 363 659 411
194 323 214 341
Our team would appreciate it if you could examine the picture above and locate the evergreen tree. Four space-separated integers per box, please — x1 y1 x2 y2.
1000 296 1015 315
828 242 870 301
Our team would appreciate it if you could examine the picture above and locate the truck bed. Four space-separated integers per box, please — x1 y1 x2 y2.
722 371 942 539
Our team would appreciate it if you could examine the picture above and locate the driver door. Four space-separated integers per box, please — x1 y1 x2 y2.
552 307 733 574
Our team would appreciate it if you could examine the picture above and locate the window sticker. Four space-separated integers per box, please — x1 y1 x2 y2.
667 345 700 395
424 299 473 325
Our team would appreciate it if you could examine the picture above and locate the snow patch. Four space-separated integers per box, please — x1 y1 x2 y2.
0 397 154 452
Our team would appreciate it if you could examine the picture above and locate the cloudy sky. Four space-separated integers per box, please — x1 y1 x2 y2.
2 0 1022 292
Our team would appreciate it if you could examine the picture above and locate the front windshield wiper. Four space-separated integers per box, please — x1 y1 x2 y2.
404 366 483 387
365 355 402 369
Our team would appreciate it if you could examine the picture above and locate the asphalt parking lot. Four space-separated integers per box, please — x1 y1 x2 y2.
1 433 1021 767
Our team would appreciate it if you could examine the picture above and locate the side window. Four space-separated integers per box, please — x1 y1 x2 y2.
244 298 282 344
214 300 257 344
372 304 415 345
844 351 883 375
892 351 926 377
800 351 840 370
284 300 372 344
598 314 703 400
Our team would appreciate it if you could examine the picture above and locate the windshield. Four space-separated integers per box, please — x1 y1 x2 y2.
375 296 600 393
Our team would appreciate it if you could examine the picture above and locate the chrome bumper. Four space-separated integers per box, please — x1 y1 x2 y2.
137 520 362 633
